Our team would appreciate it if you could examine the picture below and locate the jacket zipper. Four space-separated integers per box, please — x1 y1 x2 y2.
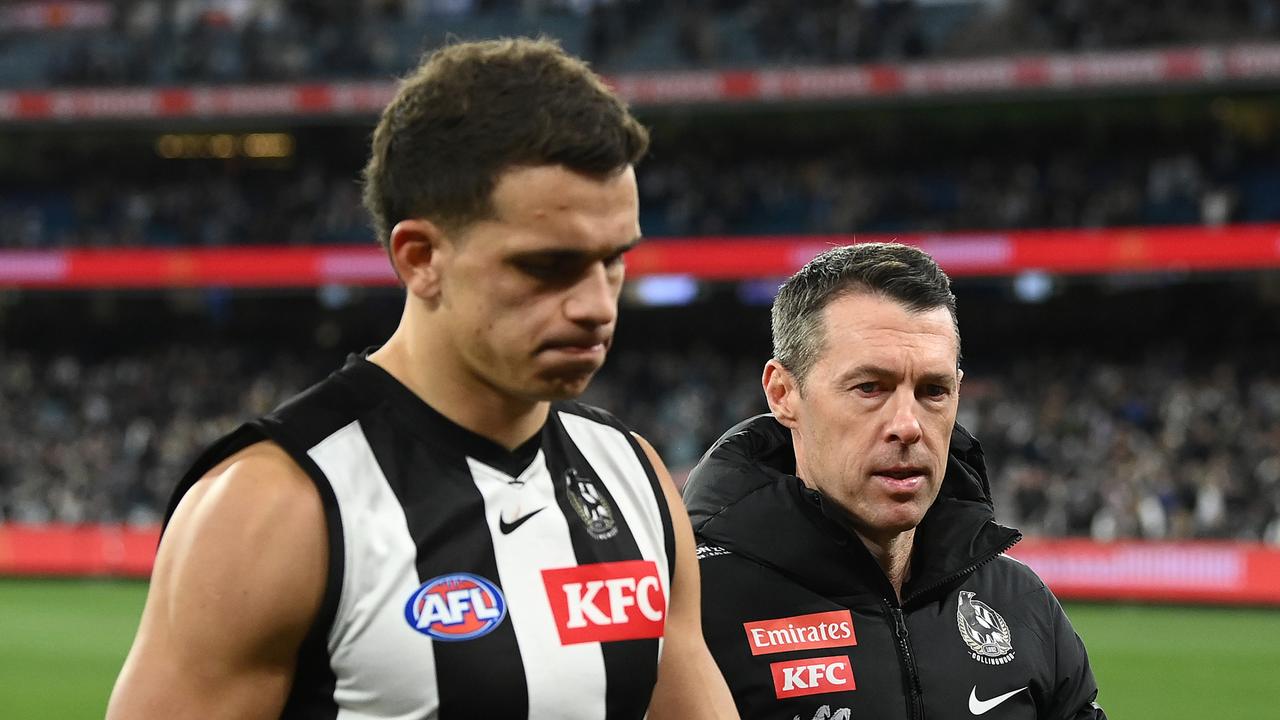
886 602 924 720
885 533 1021 720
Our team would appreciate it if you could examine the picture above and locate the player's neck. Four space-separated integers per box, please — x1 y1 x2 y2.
369 323 548 452
855 529 915 603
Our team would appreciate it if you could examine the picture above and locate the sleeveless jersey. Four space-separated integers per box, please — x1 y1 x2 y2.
165 354 677 720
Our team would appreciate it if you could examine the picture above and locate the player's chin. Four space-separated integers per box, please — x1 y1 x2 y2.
531 366 601 400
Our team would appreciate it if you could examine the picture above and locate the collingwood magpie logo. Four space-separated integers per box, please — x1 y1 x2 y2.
564 468 617 540
956 591 1015 665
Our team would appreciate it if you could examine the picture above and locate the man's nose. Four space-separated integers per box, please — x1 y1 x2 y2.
885 389 923 445
564 263 619 327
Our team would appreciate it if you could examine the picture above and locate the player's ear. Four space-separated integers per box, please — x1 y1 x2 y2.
763 359 801 429
389 218 450 302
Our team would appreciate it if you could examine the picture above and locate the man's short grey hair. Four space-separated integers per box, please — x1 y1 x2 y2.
771 242 959 386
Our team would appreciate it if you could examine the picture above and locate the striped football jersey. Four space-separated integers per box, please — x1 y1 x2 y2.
165 354 677 719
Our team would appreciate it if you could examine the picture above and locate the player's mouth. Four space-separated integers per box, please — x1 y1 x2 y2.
549 343 606 356
539 335 611 360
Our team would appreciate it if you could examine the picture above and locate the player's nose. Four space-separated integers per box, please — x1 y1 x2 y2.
564 263 618 327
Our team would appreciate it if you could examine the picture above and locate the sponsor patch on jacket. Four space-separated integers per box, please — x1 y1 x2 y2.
770 655 855 699
956 590 1016 665
542 560 666 645
744 610 857 655
695 543 732 560
404 573 507 641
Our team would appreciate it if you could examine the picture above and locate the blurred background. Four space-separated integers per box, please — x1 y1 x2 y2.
3 0 1280 717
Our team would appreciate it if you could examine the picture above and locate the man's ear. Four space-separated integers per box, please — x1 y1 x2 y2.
388 218 450 302
763 359 801 429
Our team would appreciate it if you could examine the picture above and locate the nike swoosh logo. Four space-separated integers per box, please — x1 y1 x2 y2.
969 686 1027 715
498 507 546 535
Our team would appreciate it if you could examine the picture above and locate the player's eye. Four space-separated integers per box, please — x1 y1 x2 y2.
603 249 628 271
516 257 575 282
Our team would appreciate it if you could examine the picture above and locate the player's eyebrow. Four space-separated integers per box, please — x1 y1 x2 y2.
510 236 642 264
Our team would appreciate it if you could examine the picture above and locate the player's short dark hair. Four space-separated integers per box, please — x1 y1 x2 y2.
362 37 649 249
771 242 959 387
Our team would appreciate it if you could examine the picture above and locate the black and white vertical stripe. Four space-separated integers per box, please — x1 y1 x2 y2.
203 357 682 720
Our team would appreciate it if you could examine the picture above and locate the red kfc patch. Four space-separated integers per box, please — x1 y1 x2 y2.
770 655 856 699
542 560 666 645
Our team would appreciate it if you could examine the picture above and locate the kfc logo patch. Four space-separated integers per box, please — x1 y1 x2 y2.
542 560 666 645
771 655 856 699
744 610 857 656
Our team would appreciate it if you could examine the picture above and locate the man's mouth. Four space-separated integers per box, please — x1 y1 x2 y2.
539 337 610 358
877 467 925 479
550 343 606 354
871 466 928 490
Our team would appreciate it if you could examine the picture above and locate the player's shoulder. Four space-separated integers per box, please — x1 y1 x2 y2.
149 439 327 666
174 440 323 545
552 399 636 435
262 361 385 441
202 440 311 489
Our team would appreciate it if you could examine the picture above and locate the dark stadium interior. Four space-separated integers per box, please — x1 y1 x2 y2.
6 2 1280 718
3 0 1280 539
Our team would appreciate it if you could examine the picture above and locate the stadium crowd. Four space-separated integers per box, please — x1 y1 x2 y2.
3 342 1279 544
2 123 1273 248
5 0 1279 88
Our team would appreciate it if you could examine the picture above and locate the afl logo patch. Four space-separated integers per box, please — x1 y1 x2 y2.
564 467 618 540
956 590 1015 665
404 573 507 641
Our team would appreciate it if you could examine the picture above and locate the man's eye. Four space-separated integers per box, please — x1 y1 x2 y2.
853 382 879 394
924 384 949 398
517 259 570 280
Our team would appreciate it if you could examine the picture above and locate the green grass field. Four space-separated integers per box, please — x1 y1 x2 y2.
2 578 1279 718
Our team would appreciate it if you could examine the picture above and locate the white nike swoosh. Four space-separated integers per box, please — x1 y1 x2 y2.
969 686 1028 715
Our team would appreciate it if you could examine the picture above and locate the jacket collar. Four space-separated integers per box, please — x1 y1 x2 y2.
683 414 1020 605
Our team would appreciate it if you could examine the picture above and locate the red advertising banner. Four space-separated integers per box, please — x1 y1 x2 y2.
2 224 1278 288
4 525 1280 606
0 524 159 578
4 44 1280 122
1007 538 1280 605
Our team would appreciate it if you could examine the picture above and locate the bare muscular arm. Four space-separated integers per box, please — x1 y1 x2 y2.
633 433 739 720
107 441 327 720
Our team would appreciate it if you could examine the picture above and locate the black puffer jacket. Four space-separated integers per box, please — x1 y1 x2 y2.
684 415 1105 720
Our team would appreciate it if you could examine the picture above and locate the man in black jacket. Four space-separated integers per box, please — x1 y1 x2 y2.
684 243 1105 719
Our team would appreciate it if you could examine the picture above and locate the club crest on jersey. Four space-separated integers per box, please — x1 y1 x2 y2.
404 573 507 641
564 467 618 540
956 590 1015 664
